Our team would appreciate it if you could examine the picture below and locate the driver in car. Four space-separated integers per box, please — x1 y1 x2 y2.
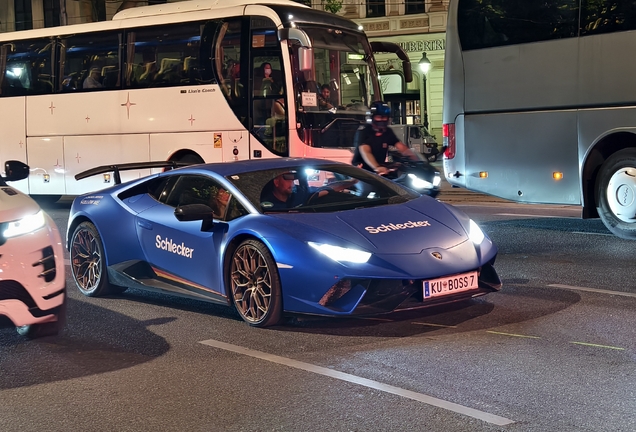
261 172 357 210
352 101 418 175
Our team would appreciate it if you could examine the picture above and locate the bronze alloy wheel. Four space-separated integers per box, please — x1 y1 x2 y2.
230 239 282 327
70 222 117 297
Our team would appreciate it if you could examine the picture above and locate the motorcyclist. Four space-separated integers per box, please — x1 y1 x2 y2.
352 101 418 175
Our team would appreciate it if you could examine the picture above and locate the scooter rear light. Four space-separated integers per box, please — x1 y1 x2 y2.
443 123 456 159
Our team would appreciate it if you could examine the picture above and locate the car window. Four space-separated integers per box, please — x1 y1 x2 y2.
228 164 418 213
163 175 248 221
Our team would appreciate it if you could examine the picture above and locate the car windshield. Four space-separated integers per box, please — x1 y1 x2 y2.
226 164 418 213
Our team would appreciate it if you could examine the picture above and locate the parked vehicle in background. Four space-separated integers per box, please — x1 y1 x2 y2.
0 161 66 338
390 124 440 162
0 0 411 200
444 0 636 239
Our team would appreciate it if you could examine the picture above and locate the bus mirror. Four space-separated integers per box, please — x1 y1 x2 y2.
298 47 314 72
402 61 413 83
278 28 312 48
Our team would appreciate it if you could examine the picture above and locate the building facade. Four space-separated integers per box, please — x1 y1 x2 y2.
1 0 447 137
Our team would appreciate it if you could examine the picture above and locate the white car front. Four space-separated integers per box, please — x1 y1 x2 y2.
0 161 66 338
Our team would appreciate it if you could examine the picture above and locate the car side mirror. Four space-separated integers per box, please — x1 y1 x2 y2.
3 160 30 182
175 204 215 231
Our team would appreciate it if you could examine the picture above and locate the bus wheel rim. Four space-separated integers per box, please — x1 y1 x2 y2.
606 167 636 223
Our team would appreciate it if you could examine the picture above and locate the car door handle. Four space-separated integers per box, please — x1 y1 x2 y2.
137 220 153 230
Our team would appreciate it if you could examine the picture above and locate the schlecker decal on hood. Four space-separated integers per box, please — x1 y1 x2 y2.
365 220 431 234
155 235 194 258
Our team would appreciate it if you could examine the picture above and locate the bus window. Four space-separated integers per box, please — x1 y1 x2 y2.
214 19 247 126
128 22 206 89
0 38 54 96
61 32 121 92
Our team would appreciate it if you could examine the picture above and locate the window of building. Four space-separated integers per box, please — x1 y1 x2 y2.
43 0 60 27
581 0 636 35
458 0 579 50
405 0 425 15
14 0 33 31
366 0 385 18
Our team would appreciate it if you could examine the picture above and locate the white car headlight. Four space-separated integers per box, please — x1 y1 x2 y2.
3 210 46 238
468 219 485 245
408 173 433 190
308 242 371 264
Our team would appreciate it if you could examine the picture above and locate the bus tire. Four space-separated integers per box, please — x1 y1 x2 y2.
595 148 636 239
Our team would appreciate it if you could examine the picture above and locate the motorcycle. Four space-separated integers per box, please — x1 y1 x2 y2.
384 150 442 198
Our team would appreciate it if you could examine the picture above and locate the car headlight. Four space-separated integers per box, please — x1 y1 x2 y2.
308 242 371 264
3 210 46 238
408 173 441 190
468 219 485 245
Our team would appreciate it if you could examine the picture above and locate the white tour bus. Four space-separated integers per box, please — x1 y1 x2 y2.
443 0 636 239
0 0 399 199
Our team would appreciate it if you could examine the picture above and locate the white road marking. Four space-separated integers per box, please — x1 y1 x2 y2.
572 231 614 237
548 284 636 298
199 338 514 426
495 213 570 219
412 322 458 328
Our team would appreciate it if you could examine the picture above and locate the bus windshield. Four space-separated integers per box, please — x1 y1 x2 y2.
290 26 379 149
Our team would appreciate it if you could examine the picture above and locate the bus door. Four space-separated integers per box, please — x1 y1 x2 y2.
248 16 289 158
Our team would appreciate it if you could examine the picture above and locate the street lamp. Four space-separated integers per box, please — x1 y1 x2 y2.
418 52 431 128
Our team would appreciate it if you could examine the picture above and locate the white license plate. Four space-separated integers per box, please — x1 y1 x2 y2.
423 271 479 298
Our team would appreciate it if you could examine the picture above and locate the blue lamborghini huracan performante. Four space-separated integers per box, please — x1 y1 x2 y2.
67 158 501 327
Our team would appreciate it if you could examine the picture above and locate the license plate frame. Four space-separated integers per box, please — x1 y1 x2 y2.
423 271 479 299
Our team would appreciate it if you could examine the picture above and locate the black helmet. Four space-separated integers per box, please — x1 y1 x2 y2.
367 101 391 129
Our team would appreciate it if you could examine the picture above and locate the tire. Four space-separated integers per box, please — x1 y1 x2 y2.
427 154 437 163
595 148 636 239
17 294 67 338
229 239 282 327
70 222 122 296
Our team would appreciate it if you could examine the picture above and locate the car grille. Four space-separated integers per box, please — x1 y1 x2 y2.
0 280 37 308
33 246 56 283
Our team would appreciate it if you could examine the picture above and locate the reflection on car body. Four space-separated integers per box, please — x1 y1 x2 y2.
67 158 501 328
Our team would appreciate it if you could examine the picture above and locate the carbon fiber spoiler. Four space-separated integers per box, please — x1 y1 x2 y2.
75 161 192 184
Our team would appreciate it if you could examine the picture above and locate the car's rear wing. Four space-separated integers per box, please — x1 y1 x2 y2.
75 161 192 184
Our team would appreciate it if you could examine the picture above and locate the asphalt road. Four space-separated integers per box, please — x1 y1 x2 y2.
1 191 635 432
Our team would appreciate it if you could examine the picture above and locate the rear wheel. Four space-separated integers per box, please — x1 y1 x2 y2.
229 239 282 327
596 148 636 239
70 222 123 296
16 294 67 338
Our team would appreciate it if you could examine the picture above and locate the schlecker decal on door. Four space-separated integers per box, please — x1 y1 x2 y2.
155 235 195 258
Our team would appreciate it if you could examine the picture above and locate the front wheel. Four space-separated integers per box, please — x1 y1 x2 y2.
229 239 282 327
70 222 123 296
596 148 636 239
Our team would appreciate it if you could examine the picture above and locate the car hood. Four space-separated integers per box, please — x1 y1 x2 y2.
0 186 40 223
268 198 468 254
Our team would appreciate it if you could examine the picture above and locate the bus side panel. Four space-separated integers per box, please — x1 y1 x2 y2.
579 31 636 106
26 86 242 137
463 39 578 113
149 131 249 163
464 111 580 205
64 134 151 195
2 97 28 193
27 136 65 195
